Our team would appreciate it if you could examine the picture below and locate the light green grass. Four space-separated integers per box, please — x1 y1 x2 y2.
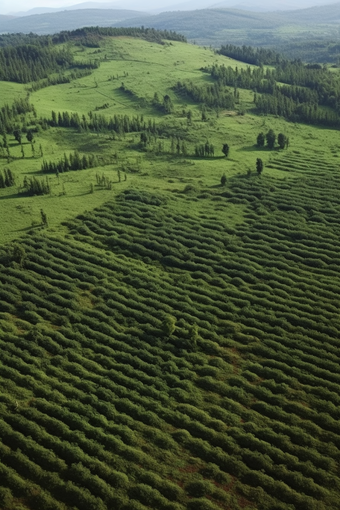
1 37 340 244
0 81 26 108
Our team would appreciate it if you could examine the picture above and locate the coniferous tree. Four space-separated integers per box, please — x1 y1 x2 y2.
222 143 230 157
256 158 264 175
266 129 276 149
277 133 287 149
257 132 265 147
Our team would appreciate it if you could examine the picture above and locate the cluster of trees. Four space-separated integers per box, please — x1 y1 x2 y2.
255 90 339 125
95 173 113 190
52 26 187 45
218 44 284 66
256 130 288 149
0 168 15 188
40 151 98 174
0 44 74 83
194 142 215 157
173 79 235 109
0 97 36 135
207 58 340 126
23 176 50 195
49 110 153 135
152 93 174 114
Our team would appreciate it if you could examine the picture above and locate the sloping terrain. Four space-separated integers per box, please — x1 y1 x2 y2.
1 30 340 510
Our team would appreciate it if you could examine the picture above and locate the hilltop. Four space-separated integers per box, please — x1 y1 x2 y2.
2 3 340 60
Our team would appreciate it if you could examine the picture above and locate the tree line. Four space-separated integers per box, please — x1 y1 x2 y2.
173 79 235 109
0 44 74 83
40 151 98 174
218 44 284 66
52 26 187 45
0 97 36 135
206 59 340 126
0 167 15 188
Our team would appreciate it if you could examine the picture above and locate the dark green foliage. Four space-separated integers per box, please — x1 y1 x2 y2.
266 129 276 149
23 176 50 195
256 158 264 175
195 142 215 157
222 143 229 157
40 151 96 173
0 97 35 134
174 79 234 109
53 26 187 45
0 168 15 188
218 44 284 66
256 132 265 147
277 133 287 149
0 44 74 83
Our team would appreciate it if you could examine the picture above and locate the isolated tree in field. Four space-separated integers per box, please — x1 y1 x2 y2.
277 133 286 149
26 130 34 143
256 158 264 175
266 129 276 149
40 209 48 227
221 173 227 186
222 143 229 157
13 129 22 144
256 132 265 147
163 95 174 114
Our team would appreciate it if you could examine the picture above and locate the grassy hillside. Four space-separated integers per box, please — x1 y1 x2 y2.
1 31 340 510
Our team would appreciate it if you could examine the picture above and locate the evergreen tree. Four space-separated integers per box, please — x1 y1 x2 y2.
40 209 48 226
256 158 264 175
266 129 276 149
221 173 227 186
13 128 21 144
222 143 230 157
257 132 265 147
278 133 287 149
26 130 34 143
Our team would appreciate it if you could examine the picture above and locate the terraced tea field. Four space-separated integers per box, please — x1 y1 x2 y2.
1 145 340 510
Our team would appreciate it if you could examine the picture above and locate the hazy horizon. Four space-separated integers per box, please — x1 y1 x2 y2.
0 0 338 16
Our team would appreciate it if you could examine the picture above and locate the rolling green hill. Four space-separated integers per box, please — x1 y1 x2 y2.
1 29 340 510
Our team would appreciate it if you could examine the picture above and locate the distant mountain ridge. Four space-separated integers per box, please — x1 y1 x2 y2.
1 2 340 55
0 9 148 35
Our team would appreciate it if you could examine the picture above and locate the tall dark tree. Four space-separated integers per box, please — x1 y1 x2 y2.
277 133 286 149
221 173 227 186
257 132 265 147
163 95 173 114
26 130 34 143
13 129 22 144
266 129 276 149
256 158 264 175
222 143 229 157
